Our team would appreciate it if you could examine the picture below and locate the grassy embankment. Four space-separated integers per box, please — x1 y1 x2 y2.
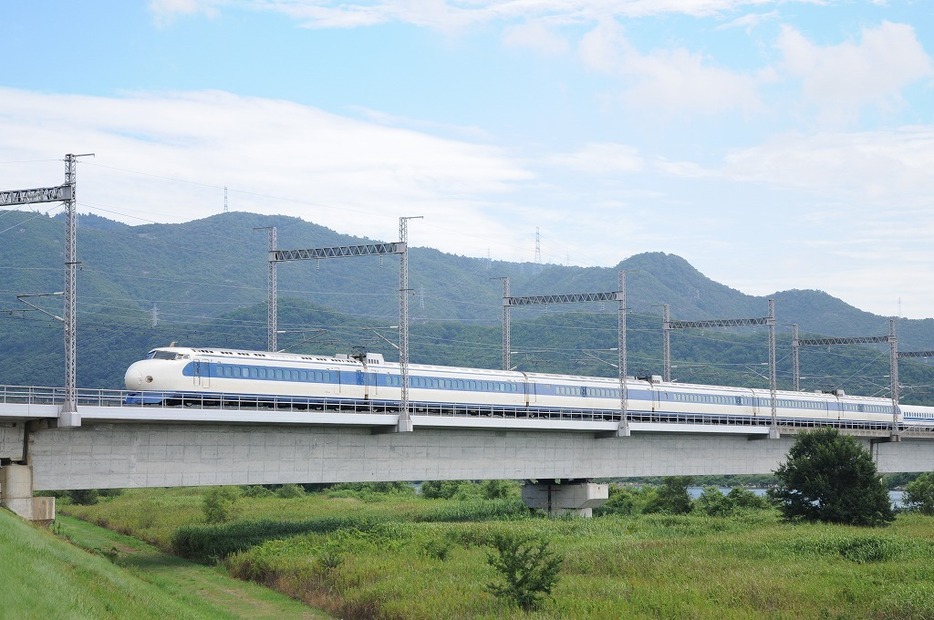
61 485 934 620
0 506 330 619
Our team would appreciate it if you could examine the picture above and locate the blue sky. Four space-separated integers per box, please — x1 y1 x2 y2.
1 1 933 319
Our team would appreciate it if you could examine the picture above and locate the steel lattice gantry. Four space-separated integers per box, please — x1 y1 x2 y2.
500 271 630 437
272 242 406 262
0 153 92 428
266 222 417 433
663 300 779 439
792 319 900 438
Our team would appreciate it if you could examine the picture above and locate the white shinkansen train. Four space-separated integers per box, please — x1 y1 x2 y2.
124 346 934 429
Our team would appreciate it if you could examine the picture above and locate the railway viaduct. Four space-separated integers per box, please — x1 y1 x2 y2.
3 399 933 522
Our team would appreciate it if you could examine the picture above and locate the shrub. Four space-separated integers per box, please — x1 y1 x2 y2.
241 485 275 498
327 481 415 500
644 477 693 515
203 486 241 524
695 487 734 517
66 489 100 506
422 538 453 561
727 487 770 510
485 532 562 612
904 472 934 515
593 484 656 517
421 480 478 499
275 484 305 499
482 480 519 500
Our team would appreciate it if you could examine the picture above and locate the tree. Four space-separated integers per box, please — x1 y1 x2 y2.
769 428 894 526
485 532 562 612
904 472 934 515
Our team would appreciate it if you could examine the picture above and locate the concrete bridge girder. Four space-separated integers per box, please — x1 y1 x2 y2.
25 424 802 491
22 423 934 491
3 422 934 522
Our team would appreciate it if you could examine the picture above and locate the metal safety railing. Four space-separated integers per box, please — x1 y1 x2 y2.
1 384 932 433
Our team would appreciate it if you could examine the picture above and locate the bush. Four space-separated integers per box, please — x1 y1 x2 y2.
485 532 562 612
904 472 934 515
695 487 734 517
644 477 693 515
421 480 477 499
482 480 519 500
241 485 275 498
275 484 305 499
327 482 415 500
66 489 100 506
593 484 656 517
727 487 770 510
203 486 241 524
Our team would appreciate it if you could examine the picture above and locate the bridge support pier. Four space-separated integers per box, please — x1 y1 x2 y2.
521 480 608 517
0 464 55 524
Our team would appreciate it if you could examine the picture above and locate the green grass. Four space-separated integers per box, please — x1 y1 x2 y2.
54 515 332 619
62 488 934 619
0 508 250 619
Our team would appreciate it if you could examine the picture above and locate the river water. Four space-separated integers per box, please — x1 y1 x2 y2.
687 487 907 508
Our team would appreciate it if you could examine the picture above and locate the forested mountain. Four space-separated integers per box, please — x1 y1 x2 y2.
2 209 933 402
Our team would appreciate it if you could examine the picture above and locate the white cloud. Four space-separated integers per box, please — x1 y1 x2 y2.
716 10 778 32
579 19 761 117
502 21 570 56
548 143 645 174
776 21 934 123
721 127 934 205
149 0 227 25
0 88 534 256
151 1 820 30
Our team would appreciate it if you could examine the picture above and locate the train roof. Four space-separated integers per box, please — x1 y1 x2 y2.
149 346 368 366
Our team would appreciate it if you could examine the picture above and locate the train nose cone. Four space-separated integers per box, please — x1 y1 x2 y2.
125 364 144 390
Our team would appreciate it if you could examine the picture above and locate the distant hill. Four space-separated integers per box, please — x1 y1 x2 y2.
3 209 929 340
2 209 934 401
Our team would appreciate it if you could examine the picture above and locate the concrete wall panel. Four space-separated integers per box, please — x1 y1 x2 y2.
24 423 933 491
0 423 24 461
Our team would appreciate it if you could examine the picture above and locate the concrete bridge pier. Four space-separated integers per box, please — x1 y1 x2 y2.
0 464 55 523
521 479 609 517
